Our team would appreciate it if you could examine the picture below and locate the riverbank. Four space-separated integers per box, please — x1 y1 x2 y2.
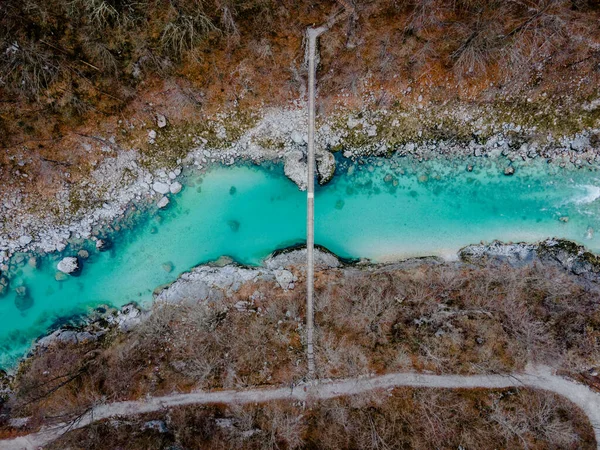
1 242 599 445
1 99 600 261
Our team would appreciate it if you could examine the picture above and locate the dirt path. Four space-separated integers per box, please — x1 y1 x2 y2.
3 365 599 450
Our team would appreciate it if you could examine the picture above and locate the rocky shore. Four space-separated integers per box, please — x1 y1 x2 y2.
12 238 597 378
1 99 599 263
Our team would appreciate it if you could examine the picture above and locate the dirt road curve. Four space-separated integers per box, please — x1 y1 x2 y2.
3 365 599 450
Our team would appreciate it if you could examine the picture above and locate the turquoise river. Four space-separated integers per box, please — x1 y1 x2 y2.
2 155 600 369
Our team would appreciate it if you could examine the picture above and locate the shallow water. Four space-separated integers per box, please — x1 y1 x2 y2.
1 156 600 369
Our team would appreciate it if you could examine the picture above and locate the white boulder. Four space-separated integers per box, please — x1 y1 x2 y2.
274 269 295 290
152 181 170 195
19 235 32 246
283 150 307 191
156 114 167 128
57 257 80 274
157 196 170 208
169 182 182 194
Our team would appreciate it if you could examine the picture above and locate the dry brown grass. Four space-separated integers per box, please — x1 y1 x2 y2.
4 261 599 432
45 387 596 449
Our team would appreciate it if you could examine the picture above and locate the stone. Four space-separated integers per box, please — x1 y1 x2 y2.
0 276 9 296
504 166 515 176
290 130 305 145
55 272 69 282
169 182 182 194
15 286 26 297
19 235 32 246
586 227 594 240
144 420 169 434
157 196 170 209
274 269 295 290
96 239 111 251
559 216 569 223
571 136 589 152
8 418 29 429
283 150 306 191
115 303 143 331
14 286 31 311
148 130 157 144
152 181 170 195
57 257 80 274
156 114 167 128
77 249 90 259
316 150 336 185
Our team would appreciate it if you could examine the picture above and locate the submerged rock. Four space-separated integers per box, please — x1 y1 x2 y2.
170 182 182 194
77 249 90 259
157 196 170 209
0 275 9 297
57 257 80 275
96 239 112 251
14 286 33 311
162 261 174 273
228 220 240 232
55 272 69 282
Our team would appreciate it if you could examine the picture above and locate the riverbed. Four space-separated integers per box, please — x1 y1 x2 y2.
1 155 600 368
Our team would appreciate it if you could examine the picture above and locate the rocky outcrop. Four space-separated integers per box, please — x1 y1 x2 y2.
35 303 144 349
316 150 336 184
0 275 8 297
283 150 307 191
460 239 600 282
538 239 600 282
155 248 342 304
155 265 273 304
283 148 337 190
459 241 536 267
265 247 341 269
57 257 80 275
